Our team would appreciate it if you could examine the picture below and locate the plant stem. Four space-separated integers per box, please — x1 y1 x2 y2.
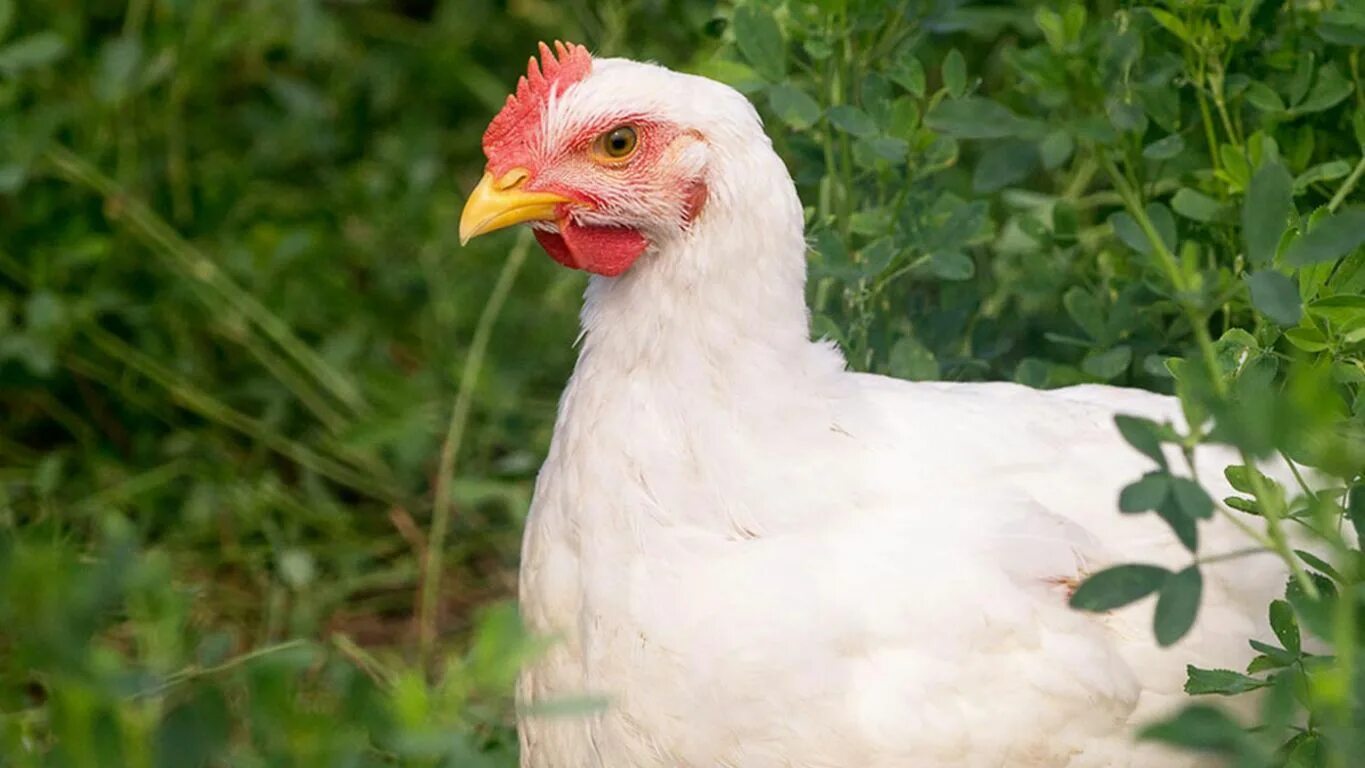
133 639 309 700
331 633 395 687
1194 84 1223 176
1099 152 1318 598
43 146 370 418
418 229 532 668
1327 154 1365 213
83 325 404 505
1196 545 1272 566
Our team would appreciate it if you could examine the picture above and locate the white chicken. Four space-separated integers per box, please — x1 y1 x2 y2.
459 43 1287 768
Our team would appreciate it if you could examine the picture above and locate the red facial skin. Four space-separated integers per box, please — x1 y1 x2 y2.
534 224 647 277
521 115 697 276
481 43 707 277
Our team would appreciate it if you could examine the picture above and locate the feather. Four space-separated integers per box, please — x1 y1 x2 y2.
499 54 1283 768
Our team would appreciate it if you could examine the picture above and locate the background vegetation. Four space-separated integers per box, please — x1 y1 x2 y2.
2 0 1363 766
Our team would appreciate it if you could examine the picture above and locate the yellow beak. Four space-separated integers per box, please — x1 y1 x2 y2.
458 168 571 245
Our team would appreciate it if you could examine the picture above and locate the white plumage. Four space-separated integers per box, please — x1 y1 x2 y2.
466 51 1288 768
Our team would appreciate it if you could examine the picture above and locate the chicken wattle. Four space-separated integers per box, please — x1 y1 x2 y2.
460 42 1286 768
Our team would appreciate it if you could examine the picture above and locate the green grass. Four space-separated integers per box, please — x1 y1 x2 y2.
3 1 1365 766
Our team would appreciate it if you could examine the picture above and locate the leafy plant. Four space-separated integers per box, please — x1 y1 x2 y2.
717 0 1365 765
1 1 698 765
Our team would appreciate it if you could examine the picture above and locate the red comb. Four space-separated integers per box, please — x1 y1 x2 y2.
483 41 593 173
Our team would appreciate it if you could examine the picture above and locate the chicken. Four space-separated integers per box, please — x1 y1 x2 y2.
459 43 1287 768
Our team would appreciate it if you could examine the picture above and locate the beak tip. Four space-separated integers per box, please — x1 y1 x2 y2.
458 168 567 245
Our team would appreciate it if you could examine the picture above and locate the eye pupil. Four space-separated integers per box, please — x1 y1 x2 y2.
600 126 637 159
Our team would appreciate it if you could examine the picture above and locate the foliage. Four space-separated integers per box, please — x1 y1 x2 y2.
712 0 1365 765
1 1 702 765
2 0 1364 765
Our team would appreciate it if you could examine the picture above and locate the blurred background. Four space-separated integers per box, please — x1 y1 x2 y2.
3 0 1363 765
2 2 726 764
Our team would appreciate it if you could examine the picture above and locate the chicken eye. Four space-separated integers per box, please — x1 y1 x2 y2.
595 125 638 161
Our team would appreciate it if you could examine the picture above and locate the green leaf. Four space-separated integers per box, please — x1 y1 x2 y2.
1220 144 1253 191
1283 326 1329 352
889 54 925 97
972 141 1037 192
1247 271 1302 326
857 235 895 272
0 31 68 76
0 0 13 41
94 37 142 104
1285 574 1336 641
1223 465 1268 495
1171 188 1224 223
1284 208 1365 266
855 136 908 166
1147 203 1177 253
1142 134 1185 160
1294 159 1352 192
942 48 966 97
802 37 832 60
1063 287 1105 340
1039 130 1074 170
157 687 231 768
1243 81 1285 113
1268 599 1300 655
924 97 1040 139
1321 6 1365 46
1243 162 1293 267
1169 476 1214 519
927 251 974 280
850 211 892 237
732 5 785 82
1109 204 1175 255
1141 703 1255 758
1306 294 1365 325
884 96 920 139
692 58 765 93
1285 734 1323 768
887 335 940 381
767 84 821 130
1114 414 1168 468
1109 212 1147 254
1348 484 1365 542
1119 471 1170 513
1070 564 1170 612
1146 8 1190 42
1106 97 1146 134
1184 666 1272 696
827 105 878 138
1249 638 1297 666
1294 550 1341 583
810 314 845 345
1082 345 1131 380
1246 653 1286 673
1140 705 1248 752
1213 328 1257 374
1157 495 1199 552
1035 7 1068 51
1291 63 1353 115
